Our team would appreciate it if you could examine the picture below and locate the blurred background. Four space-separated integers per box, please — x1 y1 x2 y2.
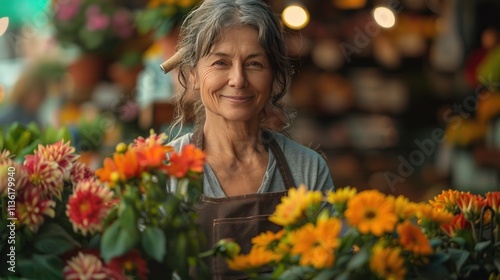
1 0 499 201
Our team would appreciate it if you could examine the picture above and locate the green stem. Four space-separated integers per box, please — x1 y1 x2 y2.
469 221 478 243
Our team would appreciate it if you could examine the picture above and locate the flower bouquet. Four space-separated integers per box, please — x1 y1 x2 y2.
220 186 500 280
0 129 208 279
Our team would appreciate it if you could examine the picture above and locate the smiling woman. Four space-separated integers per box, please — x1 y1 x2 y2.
160 0 335 279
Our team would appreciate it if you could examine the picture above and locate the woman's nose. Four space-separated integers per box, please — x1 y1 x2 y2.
228 65 248 88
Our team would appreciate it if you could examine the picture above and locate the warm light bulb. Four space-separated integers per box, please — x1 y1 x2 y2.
282 4 310 30
372 7 396 28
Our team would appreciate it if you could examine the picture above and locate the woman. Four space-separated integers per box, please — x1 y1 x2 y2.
163 0 334 278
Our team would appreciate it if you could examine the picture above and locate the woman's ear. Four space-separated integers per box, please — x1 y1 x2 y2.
189 70 200 90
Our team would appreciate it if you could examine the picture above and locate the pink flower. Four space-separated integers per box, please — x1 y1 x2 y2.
35 140 78 180
16 187 56 233
69 161 95 186
86 5 110 32
112 9 134 39
24 154 64 199
133 131 169 149
55 0 81 21
63 252 111 280
66 179 114 236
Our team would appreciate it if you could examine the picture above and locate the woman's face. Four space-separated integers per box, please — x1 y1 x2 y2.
192 26 273 124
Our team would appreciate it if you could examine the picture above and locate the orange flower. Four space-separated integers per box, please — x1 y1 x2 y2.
416 203 454 225
344 189 397 236
397 221 433 255
227 246 277 271
327 186 357 205
392 195 418 221
486 192 500 224
95 149 143 184
136 144 172 169
456 192 486 222
165 144 205 178
430 189 462 214
369 245 406 280
289 217 342 269
441 213 470 237
251 229 285 249
269 185 322 227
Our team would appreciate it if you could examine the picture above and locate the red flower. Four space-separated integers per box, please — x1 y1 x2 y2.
107 250 149 280
441 213 470 237
66 179 114 236
24 154 64 199
16 187 56 233
456 192 486 222
165 144 205 178
69 161 95 186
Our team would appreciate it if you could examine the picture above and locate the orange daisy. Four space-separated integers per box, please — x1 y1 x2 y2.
344 189 397 236
269 185 322 227
397 221 433 255
369 245 407 280
165 144 205 178
391 195 418 221
251 229 285 249
227 246 277 272
95 149 143 184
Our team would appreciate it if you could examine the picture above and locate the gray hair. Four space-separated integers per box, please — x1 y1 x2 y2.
171 0 295 136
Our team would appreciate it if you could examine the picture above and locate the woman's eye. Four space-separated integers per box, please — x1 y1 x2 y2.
213 60 227 66
247 61 263 68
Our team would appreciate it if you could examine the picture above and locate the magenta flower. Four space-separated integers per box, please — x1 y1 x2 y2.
112 9 134 38
55 0 82 21
86 5 110 31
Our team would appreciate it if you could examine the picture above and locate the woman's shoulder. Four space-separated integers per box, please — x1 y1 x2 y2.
166 133 193 151
268 131 326 161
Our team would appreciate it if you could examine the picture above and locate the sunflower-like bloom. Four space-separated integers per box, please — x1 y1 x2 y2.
430 189 462 214
63 252 111 280
24 154 64 199
35 140 78 180
344 189 397 236
391 195 418 221
108 250 149 280
227 246 278 272
16 188 56 233
289 217 342 269
369 245 407 280
66 179 115 236
269 185 322 227
441 213 470 237
327 186 357 217
165 144 205 178
397 221 433 255
456 192 486 222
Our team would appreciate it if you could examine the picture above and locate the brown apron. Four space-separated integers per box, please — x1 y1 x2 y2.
191 130 295 280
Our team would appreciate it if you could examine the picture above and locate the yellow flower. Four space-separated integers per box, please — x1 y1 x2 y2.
397 221 433 255
429 189 461 214
289 217 342 269
269 185 322 226
327 186 357 205
344 190 397 236
251 229 285 248
391 195 418 221
416 203 454 227
369 245 407 280
227 246 277 271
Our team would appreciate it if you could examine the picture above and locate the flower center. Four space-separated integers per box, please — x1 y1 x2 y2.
79 202 91 213
365 210 376 219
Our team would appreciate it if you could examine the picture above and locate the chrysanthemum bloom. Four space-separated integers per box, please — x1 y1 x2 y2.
227 246 277 271
69 161 95 186
16 187 56 233
441 213 470 237
289 217 342 269
429 189 462 214
251 229 285 249
24 154 64 198
415 203 454 237
165 144 205 178
369 245 406 280
456 192 486 223
107 250 149 280
344 189 397 236
1 160 28 196
327 186 357 217
35 140 78 180
391 195 418 221
397 221 433 255
132 131 169 149
269 185 322 227
66 179 114 236
63 252 110 280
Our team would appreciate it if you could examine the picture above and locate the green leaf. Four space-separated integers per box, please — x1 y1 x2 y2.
474 240 492 252
447 248 470 273
312 269 337 280
174 232 188 279
100 221 139 262
119 204 137 233
346 248 369 270
33 223 80 255
450 237 466 248
141 226 166 262
278 266 316 280
495 257 500 272
17 254 64 279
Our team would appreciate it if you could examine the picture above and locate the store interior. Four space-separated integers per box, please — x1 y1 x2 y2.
1 0 499 201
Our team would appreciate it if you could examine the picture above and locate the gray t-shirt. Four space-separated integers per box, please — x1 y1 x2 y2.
167 131 334 197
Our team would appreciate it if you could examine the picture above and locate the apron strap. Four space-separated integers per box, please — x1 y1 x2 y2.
190 129 295 190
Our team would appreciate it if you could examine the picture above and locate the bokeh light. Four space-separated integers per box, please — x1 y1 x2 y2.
373 6 396 29
282 4 310 30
